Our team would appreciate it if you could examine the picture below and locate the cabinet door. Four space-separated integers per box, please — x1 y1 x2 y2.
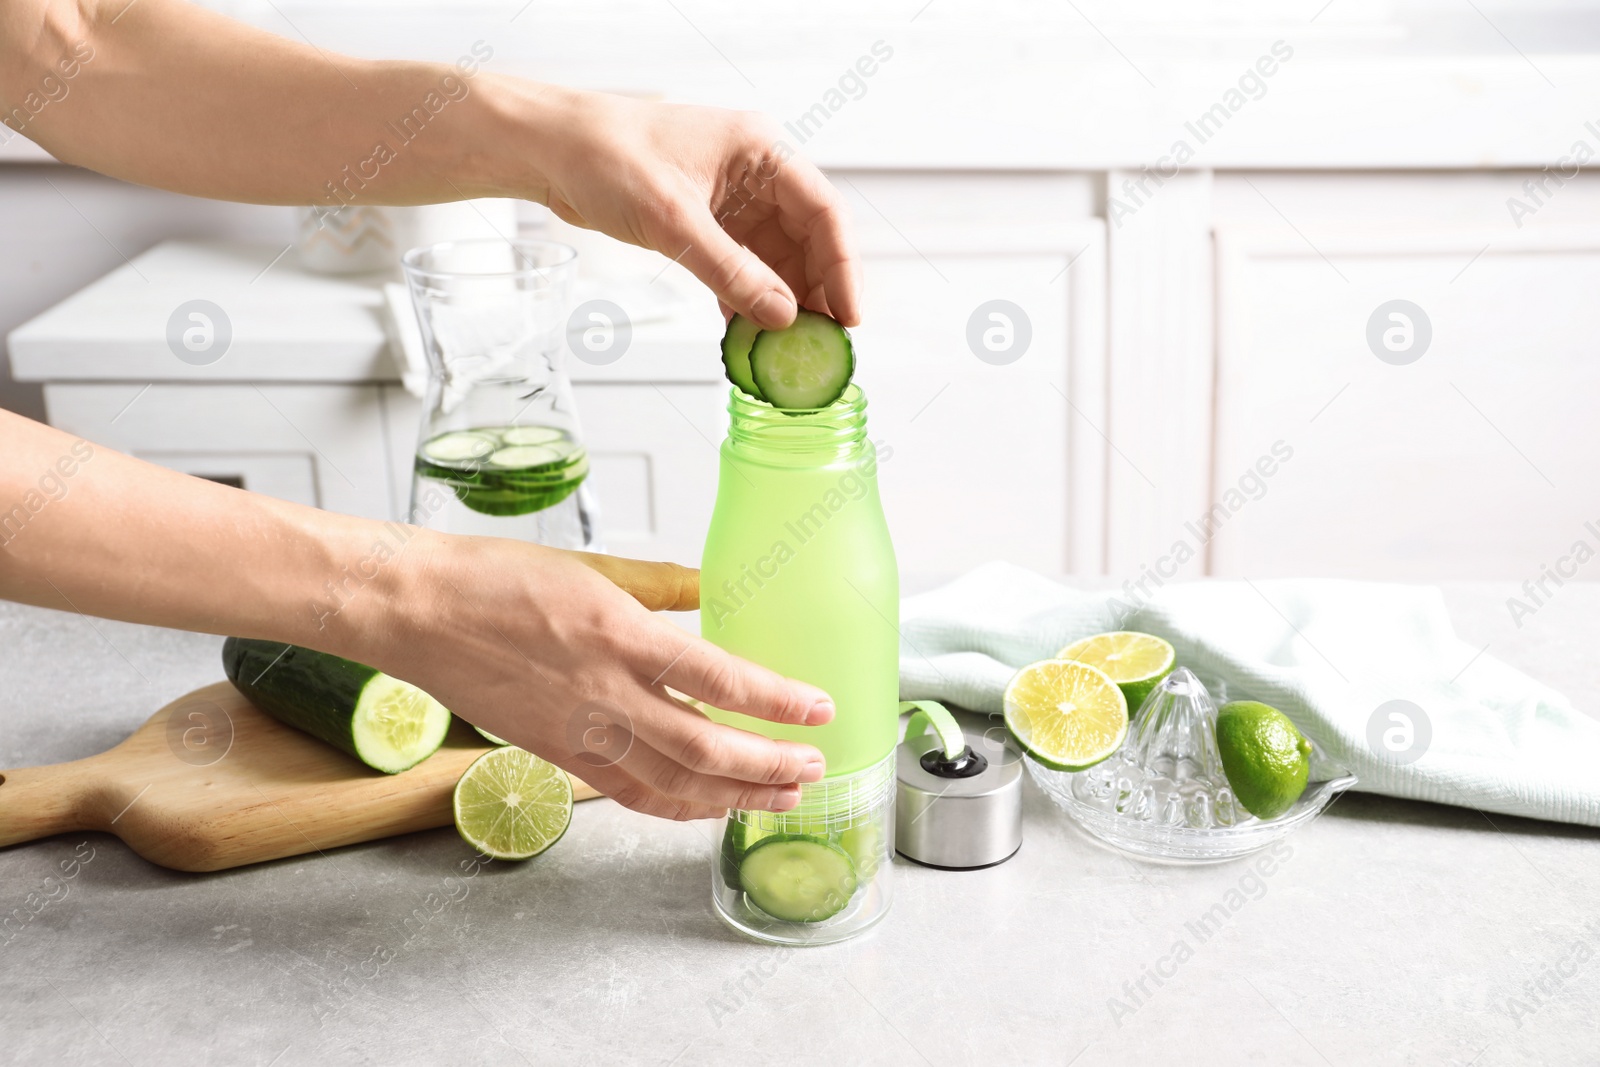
1210 212 1600 579
834 173 1106 576
44 383 393 519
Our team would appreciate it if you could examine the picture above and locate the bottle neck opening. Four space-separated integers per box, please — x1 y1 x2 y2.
726 385 869 462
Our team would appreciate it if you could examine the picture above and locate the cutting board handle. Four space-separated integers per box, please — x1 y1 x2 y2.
0 761 95 849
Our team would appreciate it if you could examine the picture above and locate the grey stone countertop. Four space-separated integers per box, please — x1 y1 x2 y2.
1 580 1597 1067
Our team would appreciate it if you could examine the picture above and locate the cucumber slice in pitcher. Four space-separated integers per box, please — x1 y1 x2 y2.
499 426 565 447
738 834 858 923
748 310 855 411
720 314 765 400
421 431 498 467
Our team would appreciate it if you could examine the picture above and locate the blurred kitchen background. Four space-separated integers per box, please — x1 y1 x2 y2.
4 0 1598 584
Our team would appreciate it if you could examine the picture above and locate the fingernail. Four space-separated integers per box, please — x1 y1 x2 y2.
799 758 825 783
751 289 796 329
771 786 801 811
804 699 835 726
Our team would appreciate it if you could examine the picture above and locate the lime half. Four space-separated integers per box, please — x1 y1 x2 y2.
453 747 573 860
1004 660 1129 772
1214 701 1312 821
1056 631 1175 713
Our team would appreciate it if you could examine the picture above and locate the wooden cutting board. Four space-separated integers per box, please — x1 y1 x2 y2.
0 682 600 872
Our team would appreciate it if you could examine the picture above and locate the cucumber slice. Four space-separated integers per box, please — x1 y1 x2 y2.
421 431 498 467
718 818 774 891
720 314 765 400
837 821 884 882
486 444 563 469
747 310 855 411
500 426 565 447
222 638 451 774
738 834 858 923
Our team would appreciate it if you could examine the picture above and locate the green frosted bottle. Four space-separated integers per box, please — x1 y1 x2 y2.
702 384 898 945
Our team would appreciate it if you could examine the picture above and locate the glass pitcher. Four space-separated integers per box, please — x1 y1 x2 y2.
700 384 899 945
401 239 600 550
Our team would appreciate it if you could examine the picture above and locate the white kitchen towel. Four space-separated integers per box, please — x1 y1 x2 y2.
899 562 1600 828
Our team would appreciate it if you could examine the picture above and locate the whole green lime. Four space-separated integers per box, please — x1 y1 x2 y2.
1215 701 1312 821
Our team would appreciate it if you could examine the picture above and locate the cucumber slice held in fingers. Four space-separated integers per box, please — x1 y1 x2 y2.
720 314 765 400
747 310 855 411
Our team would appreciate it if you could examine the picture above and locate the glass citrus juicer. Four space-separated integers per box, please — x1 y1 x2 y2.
401 239 600 549
700 384 899 945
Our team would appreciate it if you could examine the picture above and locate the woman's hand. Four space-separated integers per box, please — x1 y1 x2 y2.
359 535 833 821
495 83 861 331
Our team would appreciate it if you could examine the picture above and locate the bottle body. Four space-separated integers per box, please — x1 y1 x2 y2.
699 390 899 774
700 385 898 944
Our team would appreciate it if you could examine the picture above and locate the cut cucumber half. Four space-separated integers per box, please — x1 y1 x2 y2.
500 425 565 447
421 431 498 467
221 638 451 774
738 834 858 923
452 746 573 860
747 310 855 411
720 314 766 400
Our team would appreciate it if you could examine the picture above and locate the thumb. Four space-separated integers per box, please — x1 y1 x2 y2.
566 550 699 612
668 205 796 330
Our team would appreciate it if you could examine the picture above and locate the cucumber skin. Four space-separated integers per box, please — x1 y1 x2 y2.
222 637 386 769
720 314 766 401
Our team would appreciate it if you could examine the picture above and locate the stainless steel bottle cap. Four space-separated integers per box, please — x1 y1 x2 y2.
894 702 1023 870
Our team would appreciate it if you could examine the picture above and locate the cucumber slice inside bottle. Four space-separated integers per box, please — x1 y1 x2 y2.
719 818 775 891
738 834 858 923
747 310 855 411
720 314 765 400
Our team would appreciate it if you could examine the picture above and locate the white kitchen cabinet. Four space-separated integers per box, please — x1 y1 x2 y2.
42 382 394 519
1205 174 1600 580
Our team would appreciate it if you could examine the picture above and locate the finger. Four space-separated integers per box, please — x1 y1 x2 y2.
566 550 699 611
771 160 860 326
571 758 728 822
631 687 827 786
617 734 806 812
655 636 834 729
667 201 797 330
